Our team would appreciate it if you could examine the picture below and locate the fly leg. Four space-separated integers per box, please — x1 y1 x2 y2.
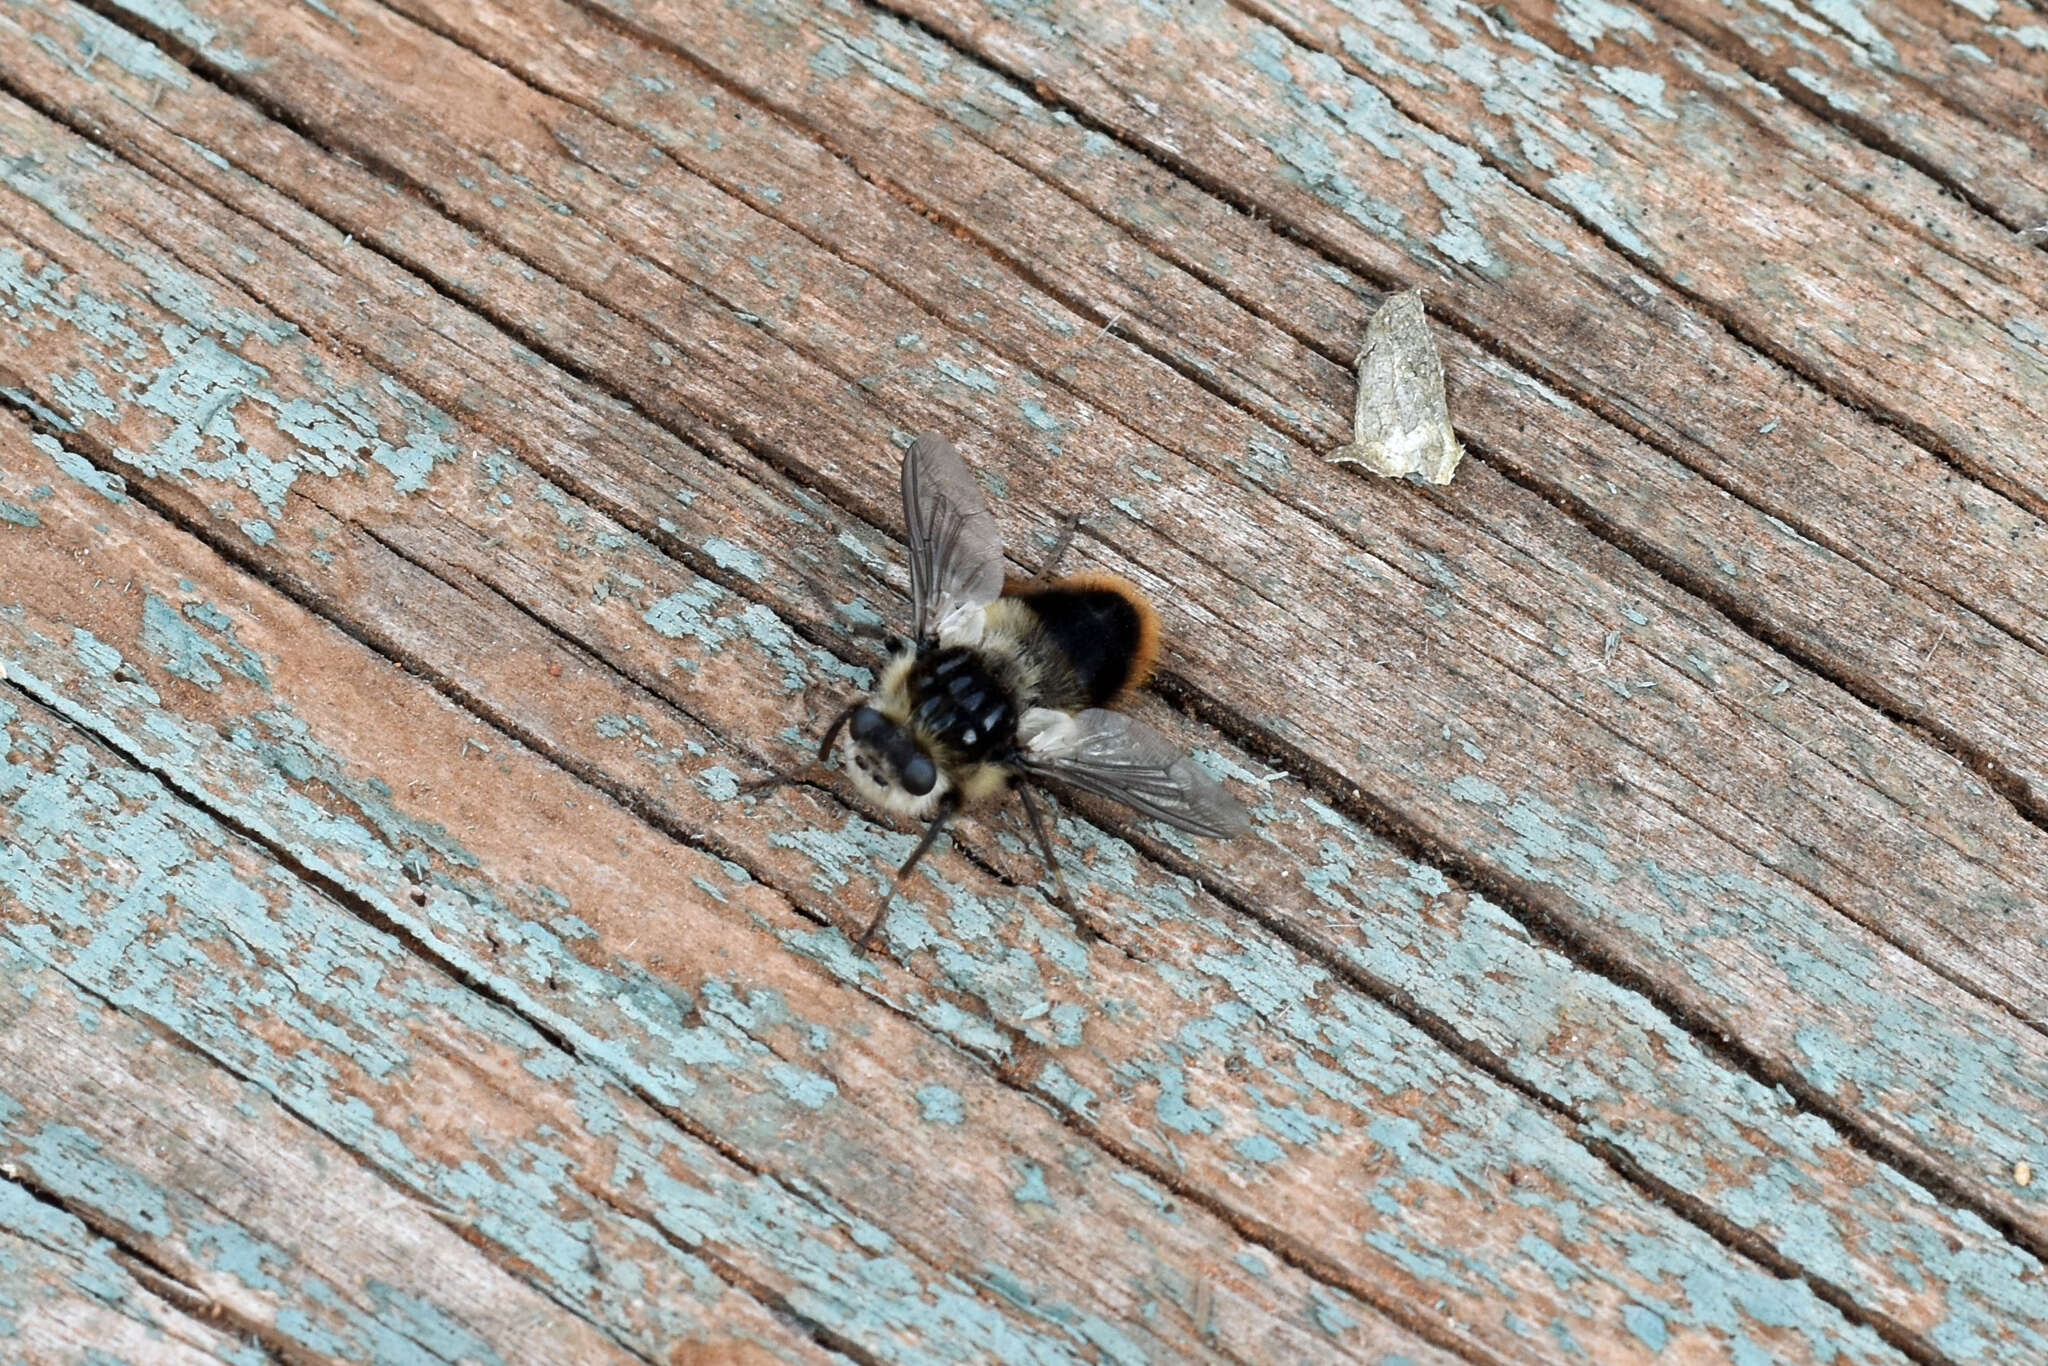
858 792 961 949
1017 783 1098 941
1033 512 1086 582
739 699 859 797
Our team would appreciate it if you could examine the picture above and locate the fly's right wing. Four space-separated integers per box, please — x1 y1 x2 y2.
902 431 1005 646
1019 708 1250 839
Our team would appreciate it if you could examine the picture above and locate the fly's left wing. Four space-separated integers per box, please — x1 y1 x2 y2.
1019 708 1250 839
901 431 1005 645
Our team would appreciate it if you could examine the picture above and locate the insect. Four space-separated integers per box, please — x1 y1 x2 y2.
819 431 1247 947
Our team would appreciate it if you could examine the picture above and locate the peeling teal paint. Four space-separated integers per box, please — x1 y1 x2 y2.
643 582 869 694
1010 1159 1054 1207
0 645 1267 1360
915 1084 964 1125
703 537 768 581
138 592 269 690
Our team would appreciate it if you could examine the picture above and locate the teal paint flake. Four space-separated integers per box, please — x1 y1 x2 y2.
1233 1133 1284 1164
694 766 741 802
0 250 453 514
1018 400 1062 431
1308 1292 1356 1336
137 593 269 690
642 582 868 694
1010 1159 1054 1207
932 358 1000 393
915 1084 964 1126
702 537 767 581
1622 1301 1669 1352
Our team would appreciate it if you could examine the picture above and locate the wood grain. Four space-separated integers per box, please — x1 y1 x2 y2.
0 1171 263 1366
398 0 2048 826
22 0 2043 1125
0 29 2034 1345
0 946 656 1366
1637 0 2048 231
0 184 1925 1366
0 0 2043 1359
0 441 1465 1356
883 0 2047 507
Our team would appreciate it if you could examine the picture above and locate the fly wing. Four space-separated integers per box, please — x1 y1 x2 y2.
902 431 1005 645
1019 708 1249 839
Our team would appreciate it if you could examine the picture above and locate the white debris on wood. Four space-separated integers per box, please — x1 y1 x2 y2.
1326 289 1463 485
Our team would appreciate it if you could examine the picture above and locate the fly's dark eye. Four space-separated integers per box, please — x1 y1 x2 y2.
849 706 889 744
900 752 936 796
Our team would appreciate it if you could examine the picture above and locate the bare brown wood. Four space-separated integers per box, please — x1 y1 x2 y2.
1 0 2044 1359
0 1175 261 1366
0 948 656 1366
34 0 2047 1075
0 32 2034 1347
0 422 1478 1358
1634 0 2048 230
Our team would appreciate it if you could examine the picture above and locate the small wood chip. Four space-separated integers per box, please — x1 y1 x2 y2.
1326 290 1464 485
2017 1161 2033 1187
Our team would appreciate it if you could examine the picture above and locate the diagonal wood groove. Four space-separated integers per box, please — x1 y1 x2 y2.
0 396 1491 1365
849 0 2048 589
1624 0 2048 242
0 337 2011 1366
2 599 1002 1366
0 936 580 1366
1467 434 2048 837
6 19 2043 1281
116 0 2048 898
1 620 832 1366
1146 669 2048 1274
3 7 2043 1348
42 0 2048 891
0 1159 295 1366
1211 0 2048 521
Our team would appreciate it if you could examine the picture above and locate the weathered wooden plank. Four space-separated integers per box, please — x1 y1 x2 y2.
1235 0 2048 395
13 347 2041 1366
1828 0 2048 150
0 7 2039 1359
0 35 2038 1356
0 1175 264 1366
0 946 652 1366
0 267 1930 1366
0 0 2039 1302
1634 0 2048 230
28 0 2048 1089
11 681 1370 1365
0 125 2039 1366
0 444 1466 1358
378 0 2048 828
40 0 2048 1020
884 0 2047 507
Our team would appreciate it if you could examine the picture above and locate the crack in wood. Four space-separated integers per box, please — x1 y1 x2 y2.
0 1026 349 1366
1147 669 2048 1275
3 402 1450 1363
2 6 2043 1350
843 0 2048 628
1203 0 2048 523
0 382 2016 1365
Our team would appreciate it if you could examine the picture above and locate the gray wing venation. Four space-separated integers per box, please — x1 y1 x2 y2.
1021 709 1250 839
902 431 1005 643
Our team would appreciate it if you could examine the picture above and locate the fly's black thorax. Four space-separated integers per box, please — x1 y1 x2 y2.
906 647 1020 762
